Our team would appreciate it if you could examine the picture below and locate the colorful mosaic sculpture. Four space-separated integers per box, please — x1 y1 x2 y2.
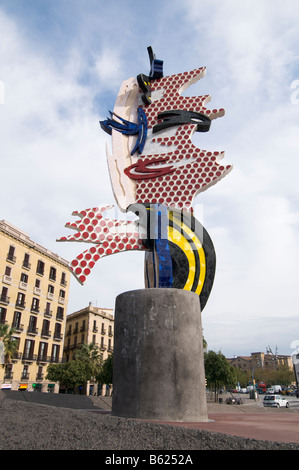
58 47 232 311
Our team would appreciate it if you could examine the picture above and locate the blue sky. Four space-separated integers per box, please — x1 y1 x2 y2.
1 0 299 357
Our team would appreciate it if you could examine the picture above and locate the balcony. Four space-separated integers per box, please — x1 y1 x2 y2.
47 292 54 301
6 254 16 264
30 306 40 314
22 353 37 362
2 275 12 285
22 262 31 270
53 333 63 341
58 296 65 305
4 371 13 380
15 300 25 309
20 373 29 380
37 355 48 363
41 329 51 338
0 295 10 305
27 326 38 336
12 323 24 333
34 287 41 296
19 281 28 291
44 308 52 318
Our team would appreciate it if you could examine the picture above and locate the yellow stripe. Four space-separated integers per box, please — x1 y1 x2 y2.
170 212 206 295
168 223 196 290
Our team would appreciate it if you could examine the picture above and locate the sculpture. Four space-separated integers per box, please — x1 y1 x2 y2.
58 47 232 311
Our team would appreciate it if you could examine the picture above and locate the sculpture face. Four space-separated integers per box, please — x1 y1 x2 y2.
58 48 232 311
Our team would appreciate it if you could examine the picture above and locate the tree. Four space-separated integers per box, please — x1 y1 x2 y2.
75 343 103 379
46 343 103 393
46 361 89 390
97 353 113 385
0 324 18 367
204 350 237 401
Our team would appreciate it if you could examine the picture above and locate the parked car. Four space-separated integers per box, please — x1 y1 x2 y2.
266 388 275 394
263 395 289 408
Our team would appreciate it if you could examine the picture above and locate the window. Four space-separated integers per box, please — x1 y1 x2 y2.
4 363 13 380
3 267 12 285
60 272 67 286
48 284 54 294
45 302 52 316
23 253 30 269
54 323 62 340
13 311 22 329
28 315 37 334
42 319 50 337
0 307 7 324
16 292 25 308
37 365 43 380
0 287 9 304
36 260 45 276
31 297 40 313
5 266 11 276
47 284 54 299
7 245 16 263
21 364 29 380
51 344 60 362
49 267 56 281
23 339 35 360
56 306 64 320
20 273 28 283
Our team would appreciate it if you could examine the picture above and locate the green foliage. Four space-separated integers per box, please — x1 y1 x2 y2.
0 324 18 366
204 350 237 400
46 343 103 390
97 353 113 385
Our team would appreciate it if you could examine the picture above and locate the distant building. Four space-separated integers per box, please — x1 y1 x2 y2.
63 303 114 395
0 220 71 392
227 351 293 372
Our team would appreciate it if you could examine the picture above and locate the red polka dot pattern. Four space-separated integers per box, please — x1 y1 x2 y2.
58 206 146 284
133 67 232 211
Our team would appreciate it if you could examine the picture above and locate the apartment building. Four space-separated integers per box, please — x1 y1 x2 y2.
0 220 71 392
227 351 293 372
63 303 114 395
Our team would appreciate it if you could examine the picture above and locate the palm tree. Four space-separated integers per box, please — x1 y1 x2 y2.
0 324 18 367
75 343 103 378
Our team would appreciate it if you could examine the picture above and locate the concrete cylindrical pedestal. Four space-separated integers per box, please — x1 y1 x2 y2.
112 288 208 422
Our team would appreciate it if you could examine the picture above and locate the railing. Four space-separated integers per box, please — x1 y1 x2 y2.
0 295 10 305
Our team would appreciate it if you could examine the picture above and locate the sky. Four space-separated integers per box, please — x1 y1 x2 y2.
1 0 299 358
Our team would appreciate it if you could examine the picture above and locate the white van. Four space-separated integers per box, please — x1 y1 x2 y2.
272 385 282 393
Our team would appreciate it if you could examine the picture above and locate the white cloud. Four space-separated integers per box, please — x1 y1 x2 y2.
1 2 299 358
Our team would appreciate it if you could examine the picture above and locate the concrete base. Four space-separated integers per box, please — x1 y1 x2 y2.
112 288 208 422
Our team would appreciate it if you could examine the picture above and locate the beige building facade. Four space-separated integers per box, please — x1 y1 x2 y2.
63 303 114 395
227 352 293 372
0 220 71 392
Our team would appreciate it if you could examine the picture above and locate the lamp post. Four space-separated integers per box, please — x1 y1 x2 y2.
251 361 261 400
